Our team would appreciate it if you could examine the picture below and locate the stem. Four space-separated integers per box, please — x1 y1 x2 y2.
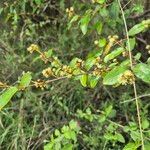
117 0 145 149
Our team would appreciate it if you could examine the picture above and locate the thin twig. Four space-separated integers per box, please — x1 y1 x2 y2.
118 0 145 149
121 93 150 103
128 9 150 19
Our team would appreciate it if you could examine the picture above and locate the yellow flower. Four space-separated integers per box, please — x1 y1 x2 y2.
66 7 74 18
42 67 53 78
0 82 8 88
119 70 135 85
33 79 46 90
27 44 39 53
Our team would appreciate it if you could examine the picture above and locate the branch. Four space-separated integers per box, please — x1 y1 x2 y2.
128 9 150 19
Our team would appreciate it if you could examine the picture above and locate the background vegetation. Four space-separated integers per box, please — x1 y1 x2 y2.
0 0 150 150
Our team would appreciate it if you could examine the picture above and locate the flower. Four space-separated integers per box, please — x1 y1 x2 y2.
119 70 135 85
33 79 46 90
27 44 39 53
42 67 53 78
66 7 74 18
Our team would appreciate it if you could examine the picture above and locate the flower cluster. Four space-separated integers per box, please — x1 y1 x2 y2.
0 82 8 88
146 45 150 54
142 19 150 28
66 7 74 18
27 44 39 53
119 70 135 85
104 35 119 55
42 67 53 78
33 79 46 90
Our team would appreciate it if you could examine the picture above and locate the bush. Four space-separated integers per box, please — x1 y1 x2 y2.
0 0 150 149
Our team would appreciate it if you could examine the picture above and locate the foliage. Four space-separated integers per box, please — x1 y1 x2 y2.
0 0 150 150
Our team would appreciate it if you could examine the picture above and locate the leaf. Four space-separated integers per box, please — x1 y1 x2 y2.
80 74 88 87
89 76 100 88
130 131 140 141
103 66 127 85
145 144 150 150
104 48 124 63
62 144 73 150
109 0 119 19
128 23 145 36
85 57 96 70
142 118 149 129
105 105 113 116
19 72 32 89
134 53 141 60
68 15 79 29
98 38 106 47
133 63 150 83
123 142 140 150
44 143 53 150
126 38 136 51
116 133 125 143
95 22 103 34
69 120 78 130
0 86 18 110
97 0 106 4
55 129 60 136
104 133 114 140
120 59 130 67
45 49 53 58
69 57 80 68
34 0 42 5
80 15 91 35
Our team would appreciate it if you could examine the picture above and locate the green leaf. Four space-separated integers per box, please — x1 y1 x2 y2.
116 133 125 143
123 142 140 150
55 129 60 136
44 143 54 150
80 74 88 87
89 76 100 88
95 22 103 34
130 131 140 141
62 144 73 150
98 38 106 47
128 23 145 36
80 15 91 35
126 38 136 51
145 144 150 150
68 15 79 29
34 0 42 5
134 53 141 60
69 57 81 69
85 57 96 70
97 0 106 4
120 59 130 67
142 118 149 129
133 63 150 83
19 72 32 89
109 0 119 19
69 120 78 130
104 48 124 63
45 49 53 58
105 105 113 116
103 66 127 85
0 86 18 110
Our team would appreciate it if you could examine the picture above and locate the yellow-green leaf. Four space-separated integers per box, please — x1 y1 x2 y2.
128 23 145 36
103 66 127 85
80 74 88 87
89 76 100 88
80 15 91 35
19 72 32 89
104 48 124 63
0 86 18 110
133 63 150 83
